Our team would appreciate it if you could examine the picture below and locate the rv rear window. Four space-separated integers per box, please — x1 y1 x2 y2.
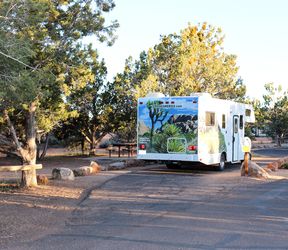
240 115 244 129
206 112 215 126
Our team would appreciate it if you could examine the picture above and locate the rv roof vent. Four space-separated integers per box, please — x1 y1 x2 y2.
190 92 212 98
146 92 165 98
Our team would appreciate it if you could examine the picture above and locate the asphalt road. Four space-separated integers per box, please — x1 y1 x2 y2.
6 148 288 250
253 147 288 158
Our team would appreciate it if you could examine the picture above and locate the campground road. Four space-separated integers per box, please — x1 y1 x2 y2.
6 148 288 250
253 147 288 158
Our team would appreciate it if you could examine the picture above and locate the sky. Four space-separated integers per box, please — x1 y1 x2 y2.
93 0 288 99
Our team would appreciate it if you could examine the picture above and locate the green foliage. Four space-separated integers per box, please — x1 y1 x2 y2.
0 0 118 155
167 139 186 153
185 131 197 142
281 163 288 169
153 133 168 153
260 83 288 146
153 124 181 153
145 100 169 147
162 124 182 137
147 101 169 124
135 23 246 100
112 22 245 148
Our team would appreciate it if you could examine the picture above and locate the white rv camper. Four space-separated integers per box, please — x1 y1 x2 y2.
137 93 255 170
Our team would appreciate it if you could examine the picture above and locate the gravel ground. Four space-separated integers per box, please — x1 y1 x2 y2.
0 155 131 248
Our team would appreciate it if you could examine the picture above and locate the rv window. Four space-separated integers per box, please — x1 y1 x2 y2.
222 114 226 129
245 109 251 116
205 112 215 126
234 119 238 133
240 115 244 129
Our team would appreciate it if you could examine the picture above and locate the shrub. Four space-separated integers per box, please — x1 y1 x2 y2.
281 163 288 169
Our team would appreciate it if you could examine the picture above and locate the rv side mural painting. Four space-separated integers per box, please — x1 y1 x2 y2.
138 96 228 157
138 97 198 154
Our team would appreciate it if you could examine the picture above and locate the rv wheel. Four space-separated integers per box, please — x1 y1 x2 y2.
166 162 180 169
217 153 226 171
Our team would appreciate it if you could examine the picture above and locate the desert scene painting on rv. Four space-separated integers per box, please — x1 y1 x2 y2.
137 93 255 170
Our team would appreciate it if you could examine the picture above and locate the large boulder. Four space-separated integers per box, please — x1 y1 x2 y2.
266 161 280 171
265 157 288 171
124 159 145 168
73 166 93 177
90 161 102 173
108 162 126 170
52 168 75 181
73 161 102 176
241 161 270 179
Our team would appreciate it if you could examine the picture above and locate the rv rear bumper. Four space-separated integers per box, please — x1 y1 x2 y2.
137 153 198 162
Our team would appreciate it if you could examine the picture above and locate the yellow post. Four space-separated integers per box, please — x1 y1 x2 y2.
244 152 249 176
242 137 251 176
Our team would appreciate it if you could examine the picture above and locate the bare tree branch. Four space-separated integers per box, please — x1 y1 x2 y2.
0 50 36 70
3 110 22 150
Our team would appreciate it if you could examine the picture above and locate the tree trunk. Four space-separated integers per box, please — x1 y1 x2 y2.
21 102 38 187
275 134 282 147
81 138 85 155
4 107 38 187
89 127 97 156
39 133 50 160
89 137 95 156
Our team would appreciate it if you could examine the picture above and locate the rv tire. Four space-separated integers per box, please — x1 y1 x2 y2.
166 162 181 169
217 153 226 171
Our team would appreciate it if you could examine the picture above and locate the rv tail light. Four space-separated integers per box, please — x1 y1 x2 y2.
139 144 146 150
188 145 197 151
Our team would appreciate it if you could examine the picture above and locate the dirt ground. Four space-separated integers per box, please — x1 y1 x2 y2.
0 152 134 248
0 147 287 248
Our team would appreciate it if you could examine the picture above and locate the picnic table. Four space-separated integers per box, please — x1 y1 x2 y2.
112 142 137 158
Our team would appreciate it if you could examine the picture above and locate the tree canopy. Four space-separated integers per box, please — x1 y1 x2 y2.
135 23 246 100
0 0 118 186
261 83 288 146
107 23 247 145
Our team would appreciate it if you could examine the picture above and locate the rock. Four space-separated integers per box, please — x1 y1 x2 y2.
280 157 288 168
37 175 49 185
124 159 145 168
73 162 102 176
108 162 126 170
73 166 93 177
241 161 270 179
52 168 75 181
265 157 288 170
90 161 102 173
266 161 279 171
263 167 273 173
